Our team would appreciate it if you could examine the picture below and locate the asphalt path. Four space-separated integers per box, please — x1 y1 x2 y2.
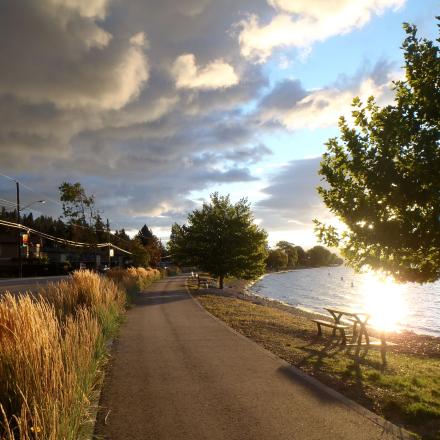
95 275 411 440
0 275 67 295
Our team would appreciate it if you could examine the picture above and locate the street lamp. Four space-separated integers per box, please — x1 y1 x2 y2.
16 180 46 278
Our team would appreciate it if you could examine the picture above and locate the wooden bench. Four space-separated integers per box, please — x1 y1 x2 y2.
197 276 217 288
311 319 350 344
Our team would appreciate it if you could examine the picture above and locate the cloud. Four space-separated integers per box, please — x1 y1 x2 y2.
238 0 405 62
0 0 407 242
255 157 340 247
171 54 239 89
0 0 149 110
257 60 398 130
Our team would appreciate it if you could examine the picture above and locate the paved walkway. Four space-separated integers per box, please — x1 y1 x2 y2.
95 276 409 440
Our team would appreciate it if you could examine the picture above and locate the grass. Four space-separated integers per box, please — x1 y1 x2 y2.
191 285 440 440
107 267 162 299
0 268 161 440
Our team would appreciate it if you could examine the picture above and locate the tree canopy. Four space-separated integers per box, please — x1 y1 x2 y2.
168 193 268 288
266 249 288 271
316 20 440 283
276 241 298 268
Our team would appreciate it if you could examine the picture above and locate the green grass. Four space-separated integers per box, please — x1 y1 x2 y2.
193 291 440 440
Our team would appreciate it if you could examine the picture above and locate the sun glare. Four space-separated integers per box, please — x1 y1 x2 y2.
361 272 408 332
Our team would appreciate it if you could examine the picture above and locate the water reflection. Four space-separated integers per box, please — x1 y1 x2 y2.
251 266 439 336
360 272 408 332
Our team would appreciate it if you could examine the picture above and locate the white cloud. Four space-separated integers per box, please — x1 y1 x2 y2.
239 0 405 62
259 74 396 130
171 54 239 90
47 0 109 19
129 31 148 47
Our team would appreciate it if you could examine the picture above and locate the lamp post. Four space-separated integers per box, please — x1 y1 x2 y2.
15 180 45 278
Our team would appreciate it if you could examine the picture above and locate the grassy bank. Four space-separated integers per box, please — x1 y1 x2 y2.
190 280 440 440
0 268 160 439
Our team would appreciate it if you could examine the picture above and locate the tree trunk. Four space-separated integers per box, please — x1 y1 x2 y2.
219 275 224 289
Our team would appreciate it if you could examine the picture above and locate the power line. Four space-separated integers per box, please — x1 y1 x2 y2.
0 171 16 182
0 198 17 207
0 171 134 247
0 219 132 254
0 170 63 208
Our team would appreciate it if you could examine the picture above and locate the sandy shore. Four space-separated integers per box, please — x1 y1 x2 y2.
215 278 440 358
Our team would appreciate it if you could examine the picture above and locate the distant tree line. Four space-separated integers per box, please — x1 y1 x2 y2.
0 181 164 268
266 241 343 272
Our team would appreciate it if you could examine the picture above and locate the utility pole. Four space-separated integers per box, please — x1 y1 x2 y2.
16 181 22 278
107 218 111 268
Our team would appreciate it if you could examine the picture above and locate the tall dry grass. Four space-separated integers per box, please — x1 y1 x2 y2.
107 267 162 296
0 270 128 440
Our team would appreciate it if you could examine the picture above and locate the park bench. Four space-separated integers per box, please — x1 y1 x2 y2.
196 275 217 288
311 319 350 344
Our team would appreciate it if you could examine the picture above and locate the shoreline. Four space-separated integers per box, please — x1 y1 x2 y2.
222 278 440 358
246 269 440 339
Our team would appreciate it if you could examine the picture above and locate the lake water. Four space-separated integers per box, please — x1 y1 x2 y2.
250 266 440 337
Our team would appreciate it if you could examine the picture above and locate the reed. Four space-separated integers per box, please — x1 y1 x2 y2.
107 267 162 296
0 270 132 439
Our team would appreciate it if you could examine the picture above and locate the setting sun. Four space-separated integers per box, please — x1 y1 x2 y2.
361 272 408 332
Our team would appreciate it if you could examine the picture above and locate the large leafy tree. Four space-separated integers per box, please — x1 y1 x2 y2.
276 241 298 268
266 249 288 271
316 20 440 283
168 193 268 288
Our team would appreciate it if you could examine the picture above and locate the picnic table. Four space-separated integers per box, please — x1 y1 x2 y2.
311 306 396 364
324 307 371 346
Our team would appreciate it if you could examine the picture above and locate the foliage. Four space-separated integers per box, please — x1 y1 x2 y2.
276 241 298 268
168 193 268 288
168 223 193 266
316 20 440 283
294 245 307 266
129 237 150 267
135 225 163 268
306 245 332 267
59 182 98 227
266 249 288 271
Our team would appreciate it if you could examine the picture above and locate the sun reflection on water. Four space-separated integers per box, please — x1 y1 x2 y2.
360 272 408 332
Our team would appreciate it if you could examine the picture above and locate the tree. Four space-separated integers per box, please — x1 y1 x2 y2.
168 223 194 266
307 246 332 267
266 249 288 271
294 246 308 266
168 193 268 288
59 182 97 226
136 224 163 267
276 241 298 268
130 238 150 267
137 224 154 246
316 20 440 283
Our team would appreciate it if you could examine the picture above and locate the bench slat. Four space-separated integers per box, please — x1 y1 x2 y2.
311 319 349 329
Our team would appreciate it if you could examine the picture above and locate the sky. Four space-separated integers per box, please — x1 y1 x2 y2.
0 0 437 248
